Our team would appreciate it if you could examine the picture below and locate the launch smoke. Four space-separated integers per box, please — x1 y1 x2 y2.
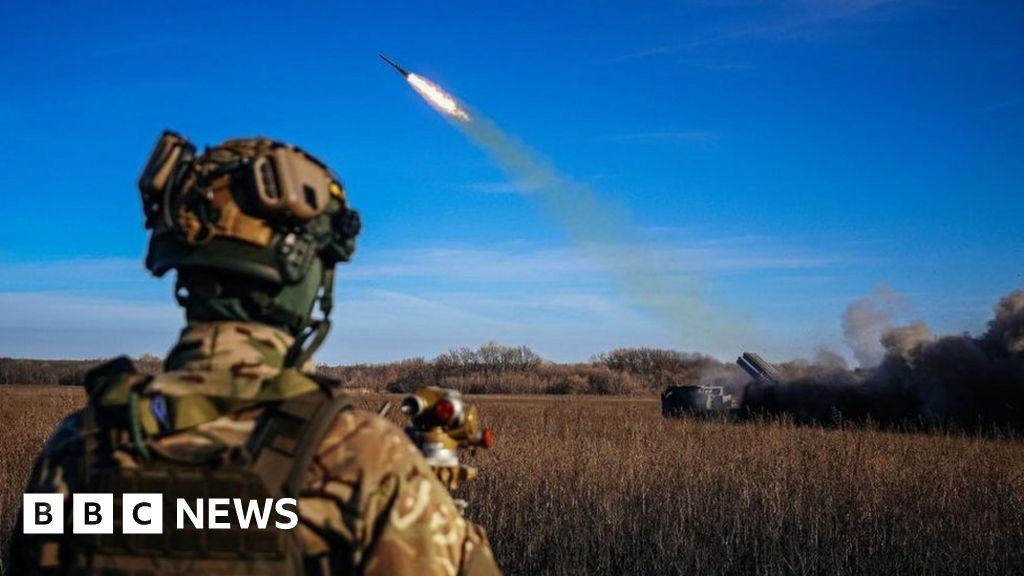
841 285 908 368
743 289 1024 431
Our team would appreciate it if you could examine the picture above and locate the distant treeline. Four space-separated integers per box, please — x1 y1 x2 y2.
0 356 163 386
0 343 722 395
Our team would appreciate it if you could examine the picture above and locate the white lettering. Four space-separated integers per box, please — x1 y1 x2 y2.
275 498 298 530
22 494 64 534
233 498 273 529
176 499 203 529
72 494 113 534
123 494 163 534
207 498 230 529
24 494 300 533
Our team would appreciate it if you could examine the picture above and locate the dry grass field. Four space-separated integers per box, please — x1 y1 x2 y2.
2 387 1024 575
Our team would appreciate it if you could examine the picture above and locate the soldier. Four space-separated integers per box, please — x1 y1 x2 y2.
6 133 501 575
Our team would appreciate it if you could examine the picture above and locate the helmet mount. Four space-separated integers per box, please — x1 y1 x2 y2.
139 131 361 366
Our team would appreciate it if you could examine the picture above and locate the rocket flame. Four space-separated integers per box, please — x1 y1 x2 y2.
407 73 471 122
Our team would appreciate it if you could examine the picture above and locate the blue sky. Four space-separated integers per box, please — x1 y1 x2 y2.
0 0 1021 364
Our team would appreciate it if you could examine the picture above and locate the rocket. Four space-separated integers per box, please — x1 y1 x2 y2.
379 53 472 121
379 54 410 78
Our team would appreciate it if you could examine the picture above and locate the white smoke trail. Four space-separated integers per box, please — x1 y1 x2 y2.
406 73 752 352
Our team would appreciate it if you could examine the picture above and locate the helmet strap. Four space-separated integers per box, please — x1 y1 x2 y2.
284 267 335 368
175 275 311 336
247 291 311 334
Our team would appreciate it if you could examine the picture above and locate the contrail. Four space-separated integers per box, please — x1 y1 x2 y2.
381 54 752 353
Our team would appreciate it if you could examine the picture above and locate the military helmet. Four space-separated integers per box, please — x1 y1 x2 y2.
140 131 359 281
138 131 361 365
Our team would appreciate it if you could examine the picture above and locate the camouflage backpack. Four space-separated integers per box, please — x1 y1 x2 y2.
35 357 351 576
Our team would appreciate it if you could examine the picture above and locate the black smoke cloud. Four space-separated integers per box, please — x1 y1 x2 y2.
742 289 1024 430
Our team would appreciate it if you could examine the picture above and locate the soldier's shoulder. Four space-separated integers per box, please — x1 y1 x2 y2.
41 409 87 458
84 355 144 395
315 407 425 480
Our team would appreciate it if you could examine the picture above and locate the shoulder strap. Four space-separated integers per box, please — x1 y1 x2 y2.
249 381 351 498
84 355 148 401
81 356 153 476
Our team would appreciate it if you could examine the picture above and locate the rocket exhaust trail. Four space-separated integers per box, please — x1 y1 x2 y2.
380 55 750 353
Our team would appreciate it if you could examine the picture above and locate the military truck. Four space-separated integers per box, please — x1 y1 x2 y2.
661 352 780 417
661 384 740 416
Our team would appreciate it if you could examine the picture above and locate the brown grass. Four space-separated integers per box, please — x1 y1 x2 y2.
3 387 1024 575
0 385 84 572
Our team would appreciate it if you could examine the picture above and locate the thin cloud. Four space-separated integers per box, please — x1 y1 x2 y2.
603 130 720 143
612 0 906 62
342 288 511 328
0 292 179 332
347 240 840 283
0 234 846 362
680 57 753 72
0 256 142 282
331 287 674 364
978 97 1023 113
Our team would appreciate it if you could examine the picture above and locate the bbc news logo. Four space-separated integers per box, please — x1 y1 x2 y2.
23 494 298 534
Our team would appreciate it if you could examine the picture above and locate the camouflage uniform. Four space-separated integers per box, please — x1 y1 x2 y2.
8 322 500 575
